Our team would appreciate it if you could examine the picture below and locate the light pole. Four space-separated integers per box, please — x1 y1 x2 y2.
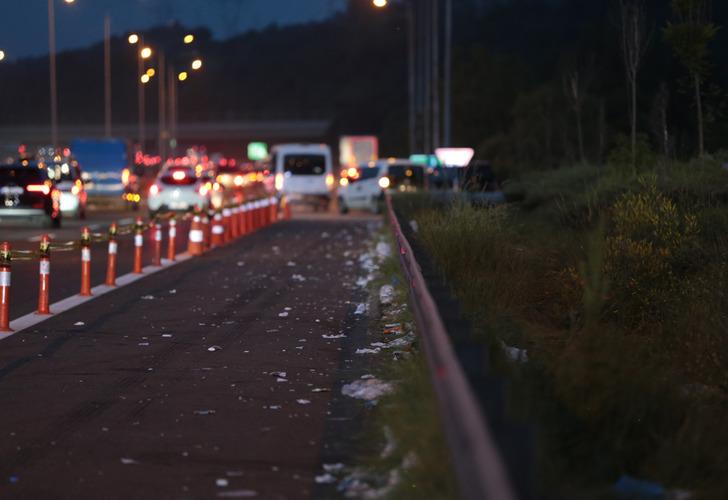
48 0 76 150
104 14 112 138
128 34 153 151
443 0 452 147
0 50 5 62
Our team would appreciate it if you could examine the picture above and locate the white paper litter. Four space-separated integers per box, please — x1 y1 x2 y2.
323 463 345 473
74 322 85 326
315 473 337 484
354 303 368 315
356 348 381 355
120 457 139 465
208 345 223 352
379 285 395 305
216 478 229 487
278 312 289 318
193 410 216 416
322 334 346 339
291 274 307 282
341 378 393 401
501 341 529 363
376 242 392 259
141 295 155 300
296 399 311 405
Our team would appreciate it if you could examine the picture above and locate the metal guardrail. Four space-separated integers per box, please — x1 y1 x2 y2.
385 192 518 500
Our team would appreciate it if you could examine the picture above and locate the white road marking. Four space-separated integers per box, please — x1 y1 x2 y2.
27 234 56 242
1 253 193 338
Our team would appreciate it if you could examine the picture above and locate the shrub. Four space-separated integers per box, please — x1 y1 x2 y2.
607 133 657 173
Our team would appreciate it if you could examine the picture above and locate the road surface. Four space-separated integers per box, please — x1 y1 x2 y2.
0 211 381 499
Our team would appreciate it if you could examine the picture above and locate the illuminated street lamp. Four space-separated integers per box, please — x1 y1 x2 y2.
191 59 202 71
141 74 151 84
140 47 153 59
146 68 156 77
0 50 5 62
372 0 388 7
128 33 139 45
178 71 188 82
183 34 195 44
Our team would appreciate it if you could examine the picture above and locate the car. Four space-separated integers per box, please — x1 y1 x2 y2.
0 163 62 227
271 144 335 210
45 159 87 218
338 160 426 214
147 166 211 216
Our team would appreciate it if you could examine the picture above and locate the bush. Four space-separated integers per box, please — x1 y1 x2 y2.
607 133 657 173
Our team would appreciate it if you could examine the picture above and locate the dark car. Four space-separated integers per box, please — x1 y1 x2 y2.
0 164 62 227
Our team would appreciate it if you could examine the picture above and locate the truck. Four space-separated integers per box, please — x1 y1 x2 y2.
339 136 379 172
70 139 140 210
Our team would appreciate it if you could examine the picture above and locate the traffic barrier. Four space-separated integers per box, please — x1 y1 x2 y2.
211 212 225 248
231 205 240 239
37 235 51 315
133 217 144 274
0 196 283 331
270 196 278 223
187 214 204 256
0 243 10 332
167 218 177 262
152 222 162 267
222 208 232 243
106 223 118 286
283 196 292 220
80 227 92 296
202 210 211 251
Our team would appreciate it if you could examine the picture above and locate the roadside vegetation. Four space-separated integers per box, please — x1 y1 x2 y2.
348 232 458 499
397 156 728 498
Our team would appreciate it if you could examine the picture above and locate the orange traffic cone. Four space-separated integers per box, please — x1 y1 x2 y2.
187 215 204 256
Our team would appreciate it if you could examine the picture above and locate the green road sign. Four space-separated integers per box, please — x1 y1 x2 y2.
247 142 268 161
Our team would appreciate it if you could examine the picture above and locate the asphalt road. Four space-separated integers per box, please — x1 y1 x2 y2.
0 212 380 499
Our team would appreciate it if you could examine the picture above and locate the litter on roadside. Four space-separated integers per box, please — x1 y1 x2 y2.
341 378 393 401
383 323 403 335
193 410 216 416
379 285 394 305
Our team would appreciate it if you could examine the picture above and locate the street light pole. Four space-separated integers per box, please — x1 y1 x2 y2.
158 52 167 160
406 1 416 155
48 0 59 149
443 0 452 147
138 44 145 151
104 14 112 138
432 0 440 151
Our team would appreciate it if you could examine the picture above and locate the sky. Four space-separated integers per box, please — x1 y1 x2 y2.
0 0 346 60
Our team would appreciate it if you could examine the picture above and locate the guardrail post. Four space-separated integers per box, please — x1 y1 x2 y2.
0 242 12 332
106 222 118 286
37 235 51 314
133 217 144 274
80 227 92 296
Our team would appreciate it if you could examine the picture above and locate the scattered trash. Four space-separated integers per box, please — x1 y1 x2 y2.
193 410 216 416
270 371 287 379
268 405 281 410
381 426 397 459
356 276 372 288
376 242 392 259
409 220 419 233
74 321 85 326
169 289 177 294
323 463 345 473
236 262 245 267
377 334 416 350
216 478 229 487
379 285 394 305
207 345 223 352
120 457 139 465
383 323 403 335
500 341 528 363
286 261 296 267
161 334 173 338
311 387 330 393
138 342 150 347
278 312 289 318
354 303 368 315
342 378 393 401
361 374 375 380
315 473 337 484
291 274 307 282
141 295 155 300
356 348 381 355
296 399 311 405
322 334 346 339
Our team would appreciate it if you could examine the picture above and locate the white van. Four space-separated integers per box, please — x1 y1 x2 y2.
271 144 335 209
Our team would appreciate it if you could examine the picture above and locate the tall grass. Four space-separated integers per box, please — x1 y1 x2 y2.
406 161 728 497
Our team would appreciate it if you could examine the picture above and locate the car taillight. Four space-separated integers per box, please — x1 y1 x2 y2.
149 184 161 196
326 173 335 187
27 184 51 196
275 173 284 191
198 183 211 196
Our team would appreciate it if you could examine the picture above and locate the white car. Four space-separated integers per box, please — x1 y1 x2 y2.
46 160 87 218
148 166 211 216
271 144 335 209
338 160 425 214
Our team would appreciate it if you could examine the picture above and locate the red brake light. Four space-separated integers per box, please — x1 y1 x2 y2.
27 184 51 196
